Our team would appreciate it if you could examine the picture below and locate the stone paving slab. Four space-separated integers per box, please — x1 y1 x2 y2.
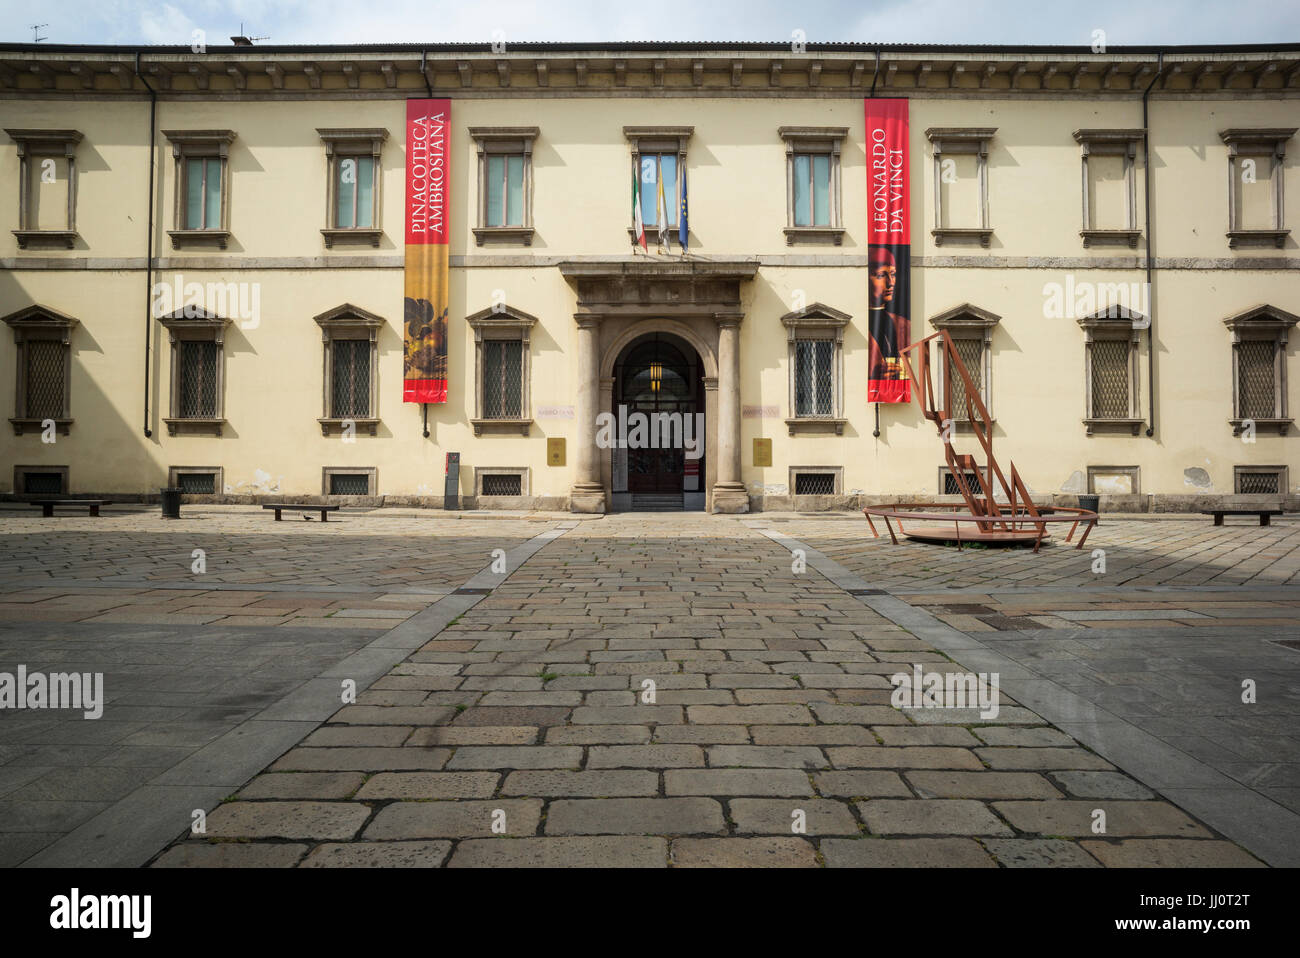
151 515 1271 868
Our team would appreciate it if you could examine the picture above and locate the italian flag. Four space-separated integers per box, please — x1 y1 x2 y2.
632 166 646 251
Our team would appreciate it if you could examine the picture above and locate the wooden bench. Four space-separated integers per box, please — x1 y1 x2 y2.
262 504 340 522
25 499 112 517
1202 509 1284 527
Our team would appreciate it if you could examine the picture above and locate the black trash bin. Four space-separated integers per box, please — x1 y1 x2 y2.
160 487 182 519
1078 494 1100 513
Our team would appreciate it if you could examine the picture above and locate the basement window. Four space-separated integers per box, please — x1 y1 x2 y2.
475 468 529 498
14 466 68 496
1234 465 1287 495
169 467 222 495
323 467 376 496
790 467 841 496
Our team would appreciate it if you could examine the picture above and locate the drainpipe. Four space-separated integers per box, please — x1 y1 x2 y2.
137 52 157 439
1141 52 1162 438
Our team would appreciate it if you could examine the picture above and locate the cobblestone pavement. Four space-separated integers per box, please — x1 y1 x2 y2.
791 515 1300 630
0 508 565 866
151 514 1276 868
0 508 560 628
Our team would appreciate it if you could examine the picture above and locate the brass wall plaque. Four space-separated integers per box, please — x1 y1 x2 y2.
752 438 772 467
547 437 566 466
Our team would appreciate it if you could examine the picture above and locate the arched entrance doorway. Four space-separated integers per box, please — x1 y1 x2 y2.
610 332 705 511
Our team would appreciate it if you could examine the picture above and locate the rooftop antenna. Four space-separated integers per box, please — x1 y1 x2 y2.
230 22 269 46
31 23 48 42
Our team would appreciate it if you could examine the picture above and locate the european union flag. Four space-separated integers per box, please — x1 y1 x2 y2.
678 167 688 251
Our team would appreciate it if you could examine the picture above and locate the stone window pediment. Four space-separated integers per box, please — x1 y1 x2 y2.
4 304 79 435
315 304 384 435
158 308 232 436
1077 307 1145 436
930 304 1001 424
1224 304 1298 436
781 302 849 435
468 304 537 435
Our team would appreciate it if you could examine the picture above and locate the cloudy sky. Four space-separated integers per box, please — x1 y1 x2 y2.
1 0 1297 46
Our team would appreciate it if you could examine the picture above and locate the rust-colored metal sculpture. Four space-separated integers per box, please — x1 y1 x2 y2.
863 330 1098 553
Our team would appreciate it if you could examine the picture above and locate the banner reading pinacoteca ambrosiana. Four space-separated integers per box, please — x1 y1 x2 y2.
404 99 449 403
865 98 911 404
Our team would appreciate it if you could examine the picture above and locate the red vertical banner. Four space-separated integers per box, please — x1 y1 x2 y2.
865 98 911 404
403 99 450 403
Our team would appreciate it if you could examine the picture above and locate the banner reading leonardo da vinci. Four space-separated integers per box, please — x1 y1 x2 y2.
865 98 911 404
403 99 449 403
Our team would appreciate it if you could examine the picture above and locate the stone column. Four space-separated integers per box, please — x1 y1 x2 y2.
570 315 606 513
711 312 749 513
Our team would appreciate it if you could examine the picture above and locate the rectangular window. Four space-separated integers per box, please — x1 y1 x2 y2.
794 472 836 495
329 472 371 495
1090 340 1130 419
481 473 523 496
178 340 218 418
792 153 831 227
177 472 215 494
483 339 523 419
1235 466 1286 495
1238 340 1277 420
639 153 678 229
335 155 375 229
794 339 834 417
23 471 66 495
184 157 222 230
331 339 371 418
25 340 67 419
486 154 525 227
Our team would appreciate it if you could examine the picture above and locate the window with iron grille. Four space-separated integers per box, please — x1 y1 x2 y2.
1237 340 1276 420
794 339 834 417
329 473 370 495
793 472 836 496
945 338 984 421
22 471 65 495
943 471 984 496
178 340 218 418
1236 470 1281 494
481 473 523 496
25 339 67 419
331 339 371 418
1090 339 1130 419
177 472 216 494
483 339 523 419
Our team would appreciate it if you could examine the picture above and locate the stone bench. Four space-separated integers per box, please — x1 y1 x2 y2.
1202 509 1285 527
262 504 340 522
25 499 112 517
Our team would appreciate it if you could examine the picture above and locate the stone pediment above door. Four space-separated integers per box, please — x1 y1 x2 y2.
559 259 758 315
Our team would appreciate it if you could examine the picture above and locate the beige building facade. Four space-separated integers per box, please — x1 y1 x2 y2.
2 41 1299 512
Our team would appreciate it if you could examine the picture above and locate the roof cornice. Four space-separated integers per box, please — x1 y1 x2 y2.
1 43 1298 98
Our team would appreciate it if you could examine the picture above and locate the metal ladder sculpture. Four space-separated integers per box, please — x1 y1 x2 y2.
901 330 1045 538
